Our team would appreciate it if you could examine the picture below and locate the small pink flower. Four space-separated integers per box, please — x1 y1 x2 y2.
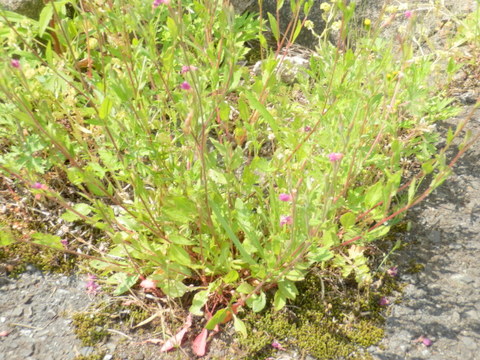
86 274 99 294
379 296 390 306
11 59 20 68
271 341 286 351
153 0 170 7
181 65 198 74
279 193 292 202
422 337 432 347
304 125 312 132
280 215 293 226
31 182 48 190
405 10 413 19
61 239 69 247
140 278 157 290
327 152 344 162
180 81 191 90
387 266 398 277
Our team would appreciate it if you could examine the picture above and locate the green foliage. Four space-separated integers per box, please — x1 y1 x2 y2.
0 0 466 337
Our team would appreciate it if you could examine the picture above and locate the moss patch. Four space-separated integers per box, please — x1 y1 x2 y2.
238 270 394 359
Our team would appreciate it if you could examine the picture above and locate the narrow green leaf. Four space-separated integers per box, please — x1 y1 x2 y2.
210 202 256 265
273 290 287 311
38 4 53 37
267 13 280 42
205 308 228 330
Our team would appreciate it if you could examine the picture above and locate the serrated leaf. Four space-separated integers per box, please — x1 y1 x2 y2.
278 280 298 300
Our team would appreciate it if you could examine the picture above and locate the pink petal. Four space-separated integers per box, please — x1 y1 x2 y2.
140 278 157 290
192 328 208 356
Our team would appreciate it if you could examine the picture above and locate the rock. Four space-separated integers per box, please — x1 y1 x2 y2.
253 55 310 84
0 0 44 19
231 0 329 48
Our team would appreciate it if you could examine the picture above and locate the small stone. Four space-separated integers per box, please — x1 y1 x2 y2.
132 353 145 360
459 336 477 350
80 347 95 356
103 355 113 360
11 307 24 317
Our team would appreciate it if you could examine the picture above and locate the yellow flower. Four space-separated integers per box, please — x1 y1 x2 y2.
364 18 371 27
320 2 331 12
331 21 342 31
304 20 314 30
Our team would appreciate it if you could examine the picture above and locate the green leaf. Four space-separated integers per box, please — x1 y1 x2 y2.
38 4 53 37
208 169 227 185
233 315 247 338
267 13 280 42
0 226 14 246
31 232 63 250
99 97 113 120
408 178 416 204
245 91 278 133
189 290 209 316
223 270 239 284
205 308 228 330
340 212 356 229
273 289 287 311
113 274 139 295
364 182 383 208
210 202 256 265
247 291 266 312
168 244 192 267
61 203 92 222
236 282 254 294
160 279 188 298
278 280 298 300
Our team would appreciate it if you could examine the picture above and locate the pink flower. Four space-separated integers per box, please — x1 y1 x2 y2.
327 152 344 162
86 274 100 294
379 296 390 306
280 215 293 226
180 81 191 90
422 337 432 347
271 341 286 351
387 266 398 277
304 125 312 132
405 10 413 19
140 278 157 290
153 0 170 7
11 59 20 68
31 182 47 190
181 65 198 74
61 239 69 247
279 193 292 202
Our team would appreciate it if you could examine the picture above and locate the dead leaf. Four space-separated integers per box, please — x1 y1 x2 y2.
192 328 208 357
159 314 192 352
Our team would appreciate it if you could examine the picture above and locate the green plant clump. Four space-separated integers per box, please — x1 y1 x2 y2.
0 0 471 338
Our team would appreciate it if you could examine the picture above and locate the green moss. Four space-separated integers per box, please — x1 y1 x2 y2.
406 260 425 274
238 270 390 359
73 354 104 360
72 312 111 346
0 241 77 277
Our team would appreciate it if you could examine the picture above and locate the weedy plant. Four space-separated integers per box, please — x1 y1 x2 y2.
0 0 475 353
